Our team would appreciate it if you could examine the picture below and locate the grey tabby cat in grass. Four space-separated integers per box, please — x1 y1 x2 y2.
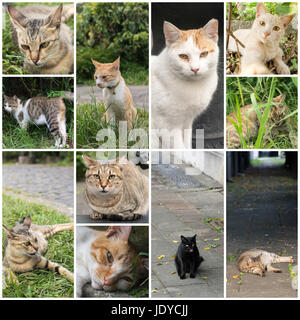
6 4 74 74
4 95 68 148
83 155 149 221
3 216 74 287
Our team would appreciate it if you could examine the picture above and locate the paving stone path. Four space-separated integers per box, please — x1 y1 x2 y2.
151 163 224 298
76 85 149 110
226 160 297 298
3 164 74 218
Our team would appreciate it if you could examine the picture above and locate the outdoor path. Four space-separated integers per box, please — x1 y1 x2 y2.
3 164 74 219
226 161 297 298
151 163 224 298
76 85 149 110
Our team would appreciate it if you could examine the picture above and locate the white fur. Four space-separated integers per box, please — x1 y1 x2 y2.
76 227 132 297
151 33 219 149
228 5 292 75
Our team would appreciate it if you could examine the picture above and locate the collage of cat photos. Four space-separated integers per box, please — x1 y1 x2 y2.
1 0 300 304
226 3 298 150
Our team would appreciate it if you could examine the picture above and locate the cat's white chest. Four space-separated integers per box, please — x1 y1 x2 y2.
103 82 127 115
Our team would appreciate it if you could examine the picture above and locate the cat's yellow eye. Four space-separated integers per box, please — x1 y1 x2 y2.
21 44 30 50
260 21 265 26
25 241 31 246
102 75 107 80
93 174 100 179
273 26 280 31
200 51 208 58
40 41 50 49
179 54 189 60
109 174 115 180
107 251 113 263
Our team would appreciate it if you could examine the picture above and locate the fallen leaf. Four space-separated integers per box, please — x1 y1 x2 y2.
172 240 179 243
171 271 176 274
157 255 165 260
204 247 211 250
232 275 240 279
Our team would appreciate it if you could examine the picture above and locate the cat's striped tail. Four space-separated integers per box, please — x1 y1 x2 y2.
37 256 74 282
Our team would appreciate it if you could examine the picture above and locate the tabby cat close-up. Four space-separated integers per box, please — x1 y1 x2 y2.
4 3 74 74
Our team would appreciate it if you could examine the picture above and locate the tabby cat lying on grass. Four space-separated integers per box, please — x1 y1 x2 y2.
3 216 74 287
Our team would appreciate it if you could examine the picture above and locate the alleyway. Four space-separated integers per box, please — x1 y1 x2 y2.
151 163 224 298
226 158 297 298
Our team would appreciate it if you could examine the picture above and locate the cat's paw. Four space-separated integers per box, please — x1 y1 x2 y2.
90 212 104 220
190 273 196 278
180 274 186 280
276 63 290 75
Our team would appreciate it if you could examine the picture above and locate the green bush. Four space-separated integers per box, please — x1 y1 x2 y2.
76 2 148 84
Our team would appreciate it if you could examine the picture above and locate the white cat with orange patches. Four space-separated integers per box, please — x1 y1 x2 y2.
92 57 137 130
151 19 219 149
76 226 148 297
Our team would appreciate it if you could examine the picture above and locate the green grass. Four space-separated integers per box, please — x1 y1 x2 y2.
3 2 74 75
226 77 298 149
76 100 149 149
2 194 74 298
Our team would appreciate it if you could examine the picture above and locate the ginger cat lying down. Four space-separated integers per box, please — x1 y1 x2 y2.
76 226 148 297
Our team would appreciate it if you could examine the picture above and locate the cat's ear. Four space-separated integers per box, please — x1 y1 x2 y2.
7 5 28 29
280 14 294 29
23 216 32 230
4 94 8 100
82 155 98 168
45 4 63 29
192 234 197 241
246 257 254 264
3 225 17 239
163 21 181 47
106 226 132 242
256 3 267 18
112 57 120 71
203 19 218 43
13 95 18 100
180 235 188 244
273 93 286 103
91 59 102 68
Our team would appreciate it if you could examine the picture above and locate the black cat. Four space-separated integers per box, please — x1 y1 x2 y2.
175 234 204 279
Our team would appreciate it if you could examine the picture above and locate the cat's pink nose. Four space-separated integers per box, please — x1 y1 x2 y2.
191 68 199 74
264 32 270 38
32 58 39 64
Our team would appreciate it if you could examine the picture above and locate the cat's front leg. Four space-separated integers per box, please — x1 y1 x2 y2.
19 120 28 130
273 50 290 75
3 266 19 285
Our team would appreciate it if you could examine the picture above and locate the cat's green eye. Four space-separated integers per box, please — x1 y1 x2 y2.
21 44 30 50
107 251 113 263
200 51 208 58
273 26 280 31
179 54 189 60
260 21 265 26
40 41 50 49
25 241 31 246
93 174 100 179
109 174 116 180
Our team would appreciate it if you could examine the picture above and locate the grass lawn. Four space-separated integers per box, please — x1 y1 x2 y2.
2 194 74 298
226 77 298 149
76 102 149 149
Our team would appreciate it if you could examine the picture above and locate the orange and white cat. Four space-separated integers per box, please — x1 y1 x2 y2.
92 57 137 130
76 226 148 297
227 3 294 75
151 19 219 149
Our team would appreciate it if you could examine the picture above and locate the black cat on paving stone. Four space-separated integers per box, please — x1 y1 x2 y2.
175 234 204 279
